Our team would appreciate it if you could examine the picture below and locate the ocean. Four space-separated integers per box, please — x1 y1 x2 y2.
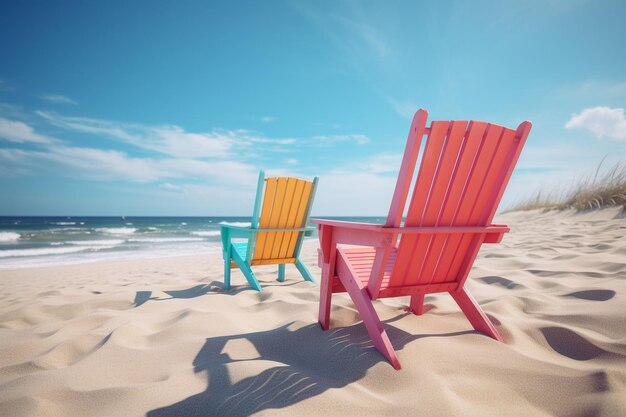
0 216 384 269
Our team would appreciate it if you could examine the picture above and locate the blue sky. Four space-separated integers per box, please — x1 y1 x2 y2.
1 0 625 216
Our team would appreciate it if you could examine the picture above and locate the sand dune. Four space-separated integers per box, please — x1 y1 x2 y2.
1 209 625 416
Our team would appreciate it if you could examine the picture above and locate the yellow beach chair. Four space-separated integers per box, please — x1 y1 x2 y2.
220 171 318 291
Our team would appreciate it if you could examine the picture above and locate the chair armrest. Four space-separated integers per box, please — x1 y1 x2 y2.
219 224 255 239
311 218 385 232
220 224 314 237
311 219 509 235
312 220 393 253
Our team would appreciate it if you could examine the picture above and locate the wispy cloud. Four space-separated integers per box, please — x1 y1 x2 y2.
40 94 78 105
565 106 626 141
37 111 234 158
0 143 259 184
294 3 390 61
0 111 377 214
0 116 260 184
160 182 187 192
36 111 370 155
0 118 58 144
260 116 276 123
332 14 390 59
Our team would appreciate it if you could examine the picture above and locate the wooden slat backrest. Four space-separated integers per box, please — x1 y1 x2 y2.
252 176 315 262
375 111 530 294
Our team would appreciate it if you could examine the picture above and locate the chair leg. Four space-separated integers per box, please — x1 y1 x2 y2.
231 249 262 292
223 254 231 290
409 294 424 315
318 263 332 330
295 258 315 282
277 264 285 282
340 272 401 370
450 287 503 342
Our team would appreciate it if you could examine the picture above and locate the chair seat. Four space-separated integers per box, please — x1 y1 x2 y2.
330 247 396 292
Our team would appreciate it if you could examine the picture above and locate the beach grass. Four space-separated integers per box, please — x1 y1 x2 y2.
507 160 626 212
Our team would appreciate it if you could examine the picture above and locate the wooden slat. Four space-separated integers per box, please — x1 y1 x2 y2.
378 282 458 298
251 257 297 266
391 121 449 288
279 179 307 258
284 181 313 257
253 178 277 260
482 121 532 223
261 177 287 259
386 109 429 227
270 177 298 259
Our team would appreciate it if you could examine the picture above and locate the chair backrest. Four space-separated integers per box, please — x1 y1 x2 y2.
379 109 531 292
249 171 318 263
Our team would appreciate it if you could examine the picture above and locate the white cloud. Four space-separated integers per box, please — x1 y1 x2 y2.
565 106 626 141
46 147 166 181
37 111 233 158
36 111 371 156
0 144 260 185
260 116 276 123
40 94 78 105
0 118 57 144
160 182 186 192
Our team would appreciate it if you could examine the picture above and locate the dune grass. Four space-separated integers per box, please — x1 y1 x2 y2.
507 160 626 212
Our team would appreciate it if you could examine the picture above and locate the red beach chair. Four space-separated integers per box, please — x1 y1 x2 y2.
311 109 532 369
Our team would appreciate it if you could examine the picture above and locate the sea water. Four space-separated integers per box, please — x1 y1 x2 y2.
0 216 384 269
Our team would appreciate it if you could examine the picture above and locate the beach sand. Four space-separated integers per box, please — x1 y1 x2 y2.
1 208 625 417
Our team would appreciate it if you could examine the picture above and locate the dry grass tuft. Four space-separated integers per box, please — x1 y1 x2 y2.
507 160 626 212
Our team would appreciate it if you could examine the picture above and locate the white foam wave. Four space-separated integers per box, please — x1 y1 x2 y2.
181 222 187 225
191 230 221 237
0 245 114 258
48 227 84 232
0 232 21 242
54 222 76 225
128 237 204 243
218 221 251 227
148 227 158 231
96 227 137 235
67 239 125 246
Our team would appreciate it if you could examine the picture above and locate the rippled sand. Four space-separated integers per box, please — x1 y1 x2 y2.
1 208 625 416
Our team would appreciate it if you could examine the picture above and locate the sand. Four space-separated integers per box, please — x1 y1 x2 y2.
1 208 625 417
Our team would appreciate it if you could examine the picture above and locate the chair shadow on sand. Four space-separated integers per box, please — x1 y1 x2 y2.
133 280 307 307
148 313 474 417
